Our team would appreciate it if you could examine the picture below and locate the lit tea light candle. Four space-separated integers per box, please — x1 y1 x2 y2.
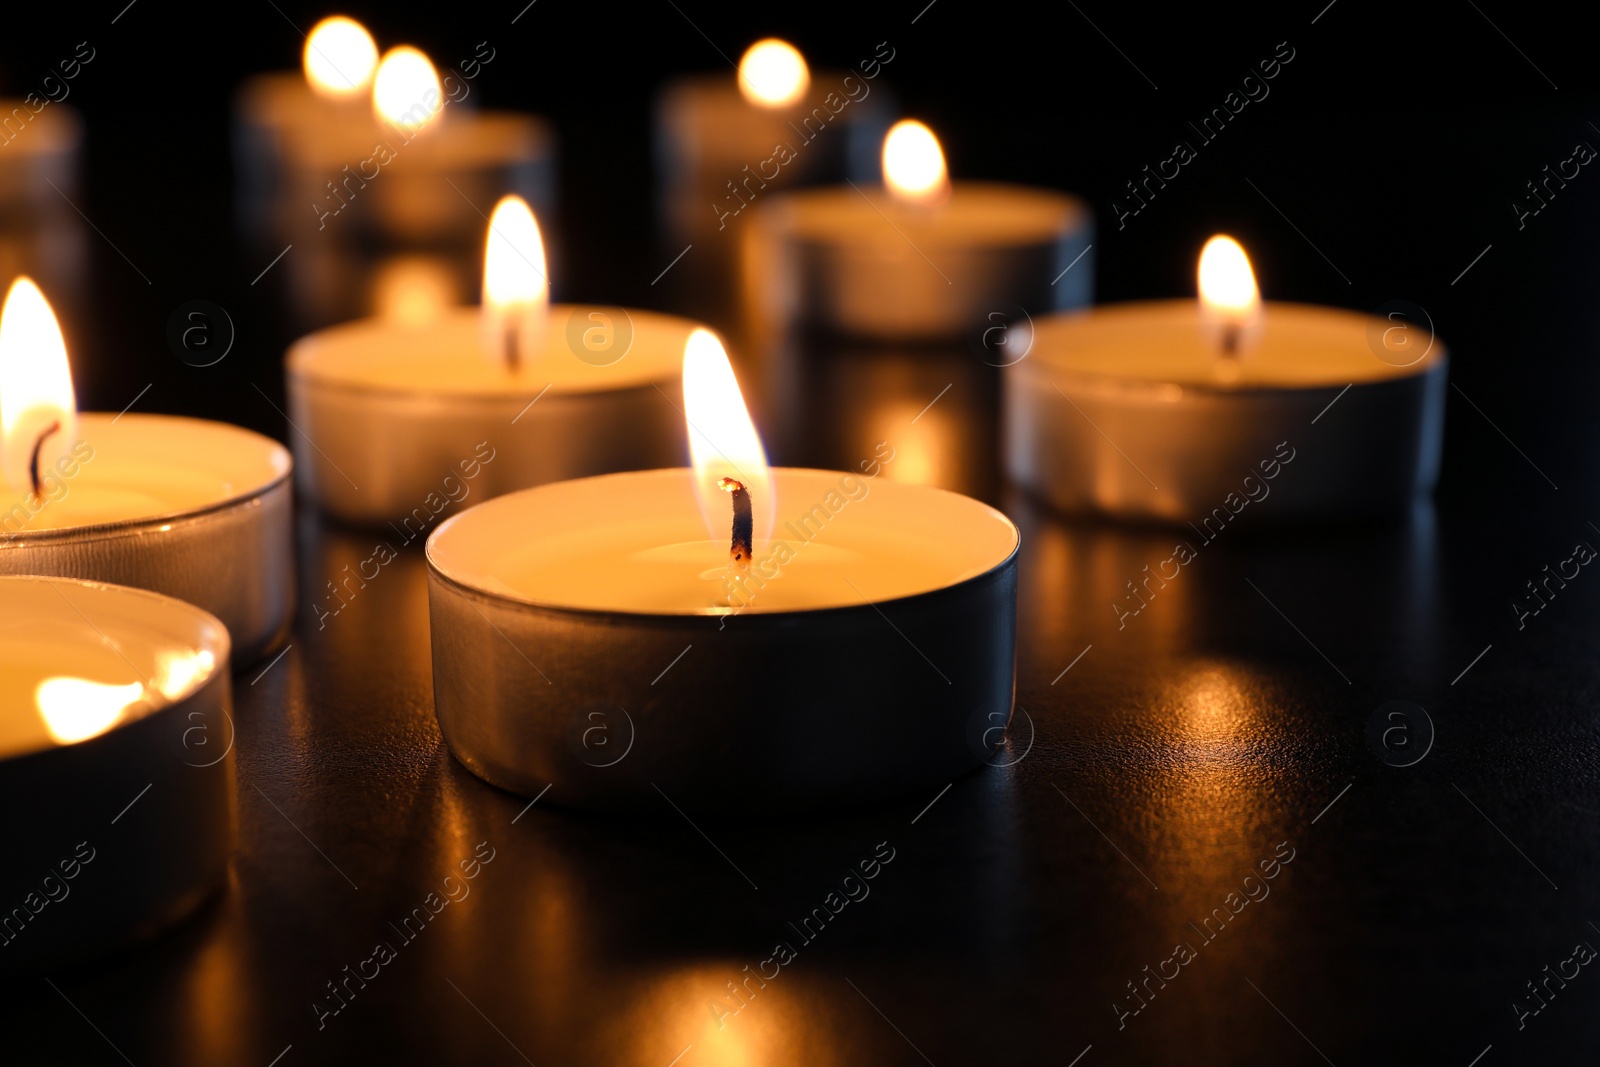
233 23 555 274
426 331 1019 813
0 278 293 663
287 197 702 526
0 575 233 975
1004 235 1448 520
747 119 1094 342
653 38 891 313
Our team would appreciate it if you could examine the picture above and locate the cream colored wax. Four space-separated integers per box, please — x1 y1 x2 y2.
1 414 289 534
0 579 225 761
428 468 1018 615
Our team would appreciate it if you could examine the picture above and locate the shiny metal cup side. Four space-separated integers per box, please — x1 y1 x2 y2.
286 376 685 528
1004 361 1448 521
0 630 234 975
427 555 1018 816
0 478 294 666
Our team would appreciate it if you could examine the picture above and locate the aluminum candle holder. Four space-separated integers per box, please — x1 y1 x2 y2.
0 415 294 665
233 72 557 247
747 182 1094 343
0 576 234 976
426 468 1020 815
1004 301 1448 521
286 308 702 527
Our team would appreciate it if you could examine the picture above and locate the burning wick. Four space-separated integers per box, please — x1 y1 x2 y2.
1219 324 1241 361
29 420 60 499
718 476 752 567
503 323 520 373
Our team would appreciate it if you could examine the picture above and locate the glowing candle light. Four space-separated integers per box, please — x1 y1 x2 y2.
302 16 379 99
480 196 549 371
1197 234 1263 370
737 39 810 108
882 120 949 207
373 46 444 134
0 278 76 499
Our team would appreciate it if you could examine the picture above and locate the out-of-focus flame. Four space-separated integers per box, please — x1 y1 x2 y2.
36 677 145 745
737 39 809 108
303 16 378 98
0 277 77 495
682 330 772 545
373 46 443 133
1197 234 1263 365
480 195 549 369
373 255 458 324
882 120 949 206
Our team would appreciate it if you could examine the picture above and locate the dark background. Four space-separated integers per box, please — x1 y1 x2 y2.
5 2 1600 1064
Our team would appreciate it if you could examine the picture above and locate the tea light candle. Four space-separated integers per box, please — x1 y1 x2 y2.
0 575 233 975
287 197 701 526
427 331 1019 814
0 279 293 663
653 38 891 312
233 23 555 248
1005 236 1448 521
746 120 1093 343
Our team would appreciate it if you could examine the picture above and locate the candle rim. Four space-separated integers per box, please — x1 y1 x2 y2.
425 466 1020 621
1016 299 1448 393
0 413 291 544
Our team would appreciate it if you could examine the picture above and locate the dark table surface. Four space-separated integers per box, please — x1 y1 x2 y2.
6 330 1600 1065
6 2 1600 1062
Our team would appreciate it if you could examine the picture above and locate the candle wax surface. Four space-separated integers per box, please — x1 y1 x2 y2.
1 413 289 534
288 306 698 396
780 181 1083 248
1023 300 1445 388
429 468 1018 615
0 579 226 761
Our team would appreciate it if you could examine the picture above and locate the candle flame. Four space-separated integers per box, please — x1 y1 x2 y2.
0 277 76 495
737 39 809 108
36 677 145 745
1197 234 1263 362
882 120 949 206
682 329 772 545
481 195 549 369
373 46 443 133
303 16 378 98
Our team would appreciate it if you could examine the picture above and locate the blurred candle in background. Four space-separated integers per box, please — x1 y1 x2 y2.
285 197 701 526
232 21 557 330
652 37 892 328
1004 236 1447 521
745 119 1093 345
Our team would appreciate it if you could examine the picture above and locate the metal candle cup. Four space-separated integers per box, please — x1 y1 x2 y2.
233 68 556 247
286 307 703 526
426 468 1019 814
1004 301 1448 521
746 182 1094 343
0 575 234 975
0 414 294 665
653 46 891 314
